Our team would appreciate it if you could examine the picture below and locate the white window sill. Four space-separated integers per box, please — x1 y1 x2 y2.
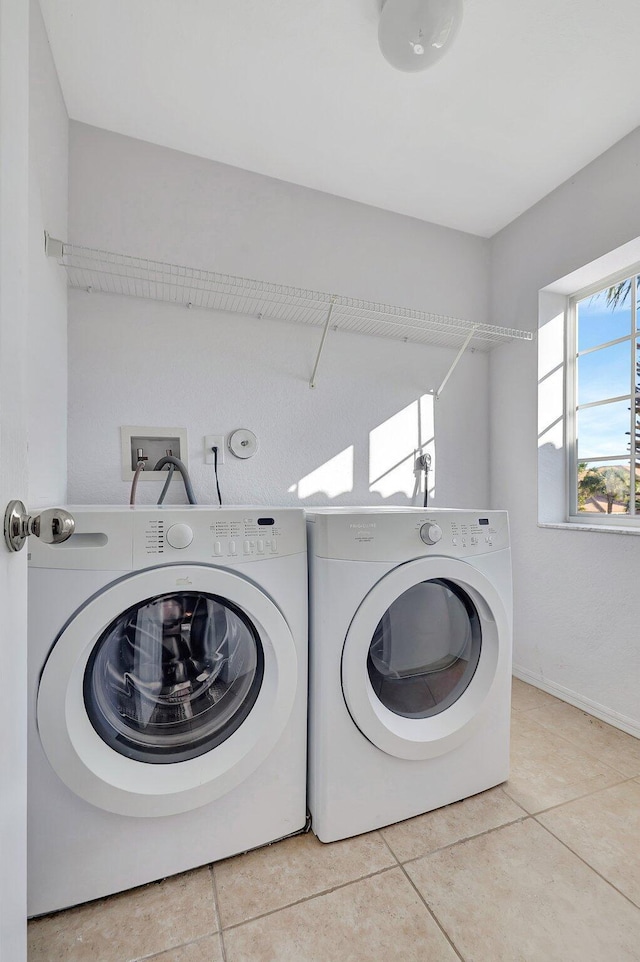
538 521 640 536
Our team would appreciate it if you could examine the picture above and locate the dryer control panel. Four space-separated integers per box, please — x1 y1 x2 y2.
306 508 509 563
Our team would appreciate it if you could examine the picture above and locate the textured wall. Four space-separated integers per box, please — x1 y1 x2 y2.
490 127 640 731
67 125 492 510
68 123 490 318
68 292 489 508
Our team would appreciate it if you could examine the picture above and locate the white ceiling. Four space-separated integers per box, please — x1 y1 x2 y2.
39 0 640 237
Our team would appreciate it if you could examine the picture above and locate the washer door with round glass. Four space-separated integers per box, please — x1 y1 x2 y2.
341 557 509 760
37 565 298 817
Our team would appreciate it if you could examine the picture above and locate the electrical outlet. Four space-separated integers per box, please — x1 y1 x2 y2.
204 435 225 464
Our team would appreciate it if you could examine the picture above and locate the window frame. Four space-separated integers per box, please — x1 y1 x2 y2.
566 262 640 526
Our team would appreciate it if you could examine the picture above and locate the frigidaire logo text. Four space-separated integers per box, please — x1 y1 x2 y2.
349 523 376 529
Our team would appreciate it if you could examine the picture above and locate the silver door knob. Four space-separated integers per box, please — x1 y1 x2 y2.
4 501 75 552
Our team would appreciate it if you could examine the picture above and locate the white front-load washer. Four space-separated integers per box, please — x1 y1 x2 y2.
28 506 307 916
306 507 512 843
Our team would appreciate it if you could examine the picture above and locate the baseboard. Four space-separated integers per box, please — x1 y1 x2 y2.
512 665 640 739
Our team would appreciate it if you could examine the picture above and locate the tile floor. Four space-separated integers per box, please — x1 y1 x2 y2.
28 679 640 962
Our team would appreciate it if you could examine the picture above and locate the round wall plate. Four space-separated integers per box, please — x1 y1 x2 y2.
228 429 258 459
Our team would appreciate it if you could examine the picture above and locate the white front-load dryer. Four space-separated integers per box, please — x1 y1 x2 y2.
306 507 512 843
28 506 307 915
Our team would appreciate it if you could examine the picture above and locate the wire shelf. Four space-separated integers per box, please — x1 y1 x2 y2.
57 243 534 353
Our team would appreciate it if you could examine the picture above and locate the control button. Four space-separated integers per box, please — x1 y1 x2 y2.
471 536 478 545
270 540 278 553
166 523 193 549
452 537 458 547
257 539 265 554
229 539 237 556
243 540 251 555
213 541 223 556
419 522 443 546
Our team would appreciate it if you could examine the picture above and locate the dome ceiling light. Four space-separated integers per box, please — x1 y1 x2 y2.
378 0 464 72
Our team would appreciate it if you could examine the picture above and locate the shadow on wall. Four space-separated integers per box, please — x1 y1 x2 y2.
288 394 435 503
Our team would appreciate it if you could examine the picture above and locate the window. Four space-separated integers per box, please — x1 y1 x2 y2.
568 269 640 522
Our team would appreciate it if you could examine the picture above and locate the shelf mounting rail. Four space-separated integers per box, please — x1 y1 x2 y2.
309 296 336 389
435 325 478 400
46 235 534 393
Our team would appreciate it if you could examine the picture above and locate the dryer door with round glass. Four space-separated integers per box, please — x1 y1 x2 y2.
37 565 298 816
341 557 510 760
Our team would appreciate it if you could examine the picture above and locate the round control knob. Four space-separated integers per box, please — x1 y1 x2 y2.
420 522 443 546
166 523 193 549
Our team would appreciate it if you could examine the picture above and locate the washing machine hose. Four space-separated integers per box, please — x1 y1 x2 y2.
153 456 198 505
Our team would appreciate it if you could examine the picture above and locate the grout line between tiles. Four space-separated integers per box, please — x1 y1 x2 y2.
209 864 229 962
512 710 637 779
389 813 531 869
501 773 633 817
522 773 640 817
378 831 398 863
218 805 536 936
133 932 219 962
533 815 640 911
511 706 552 713
378 830 466 962
511 703 561 715
400 864 468 962
219 861 399 932
499 785 532 818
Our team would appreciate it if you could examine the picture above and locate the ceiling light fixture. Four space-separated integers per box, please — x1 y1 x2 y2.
378 0 463 72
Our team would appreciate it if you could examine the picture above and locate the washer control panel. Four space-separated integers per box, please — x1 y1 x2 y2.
134 510 302 565
27 506 306 569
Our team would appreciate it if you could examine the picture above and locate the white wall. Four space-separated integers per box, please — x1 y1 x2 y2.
68 124 491 510
28 0 68 505
490 127 640 733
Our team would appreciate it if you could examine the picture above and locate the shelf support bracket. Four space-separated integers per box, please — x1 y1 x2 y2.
44 232 65 259
435 325 477 400
309 296 337 389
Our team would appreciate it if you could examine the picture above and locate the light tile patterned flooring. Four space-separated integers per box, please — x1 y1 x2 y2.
28 679 640 961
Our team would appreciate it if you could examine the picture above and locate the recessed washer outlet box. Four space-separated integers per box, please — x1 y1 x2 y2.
121 426 188 481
